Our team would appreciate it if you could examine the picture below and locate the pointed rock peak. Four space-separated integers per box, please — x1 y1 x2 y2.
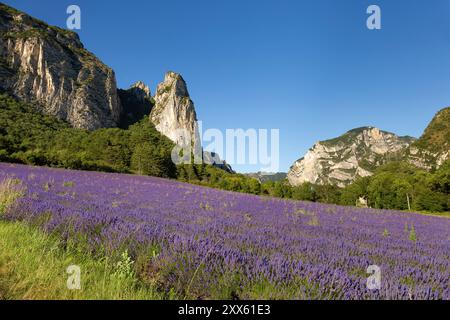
150 71 198 147
164 71 183 82
130 81 151 98
157 71 189 97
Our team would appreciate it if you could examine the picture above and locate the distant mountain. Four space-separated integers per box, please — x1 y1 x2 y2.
245 172 287 183
405 107 450 170
288 127 416 187
203 152 235 173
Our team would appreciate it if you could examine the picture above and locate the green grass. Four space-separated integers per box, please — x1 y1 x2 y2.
413 211 450 218
0 178 172 300
0 221 165 300
0 178 25 214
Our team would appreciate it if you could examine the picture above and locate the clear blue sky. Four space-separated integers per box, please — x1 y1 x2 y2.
4 0 450 173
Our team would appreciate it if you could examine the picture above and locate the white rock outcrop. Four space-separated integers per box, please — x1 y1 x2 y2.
150 72 200 148
288 127 415 187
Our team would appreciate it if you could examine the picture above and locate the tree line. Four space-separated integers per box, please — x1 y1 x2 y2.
1 93 448 213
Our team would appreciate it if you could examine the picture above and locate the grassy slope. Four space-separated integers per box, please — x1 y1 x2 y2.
0 176 295 300
413 107 450 153
0 178 170 300
413 211 450 218
0 221 166 300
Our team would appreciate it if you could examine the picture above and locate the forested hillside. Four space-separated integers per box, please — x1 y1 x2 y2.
0 94 448 213
0 94 176 177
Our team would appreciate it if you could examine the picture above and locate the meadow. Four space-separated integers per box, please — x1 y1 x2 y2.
0 163 448 300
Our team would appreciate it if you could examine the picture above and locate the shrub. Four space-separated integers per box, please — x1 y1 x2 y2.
0 178 25 215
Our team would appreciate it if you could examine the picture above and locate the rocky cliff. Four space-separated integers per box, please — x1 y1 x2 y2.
118 81 153 128
0 3 121 130
150 71 199 147
288 127 416 187
405 107 449 170
0 3 234 172
150 72 234 171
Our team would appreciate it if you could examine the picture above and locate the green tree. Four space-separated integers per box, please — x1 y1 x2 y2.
131 143 165 176
340 177 370 206
291 183 316 202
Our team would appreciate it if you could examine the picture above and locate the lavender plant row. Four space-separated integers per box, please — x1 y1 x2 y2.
0 163 448 300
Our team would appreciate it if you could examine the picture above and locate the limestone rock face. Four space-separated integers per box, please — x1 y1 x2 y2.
150 71 199 147
288 127 416 187
150 72 233 172
0 4 121 130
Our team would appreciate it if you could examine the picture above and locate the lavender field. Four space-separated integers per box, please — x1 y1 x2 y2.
0 162 449 300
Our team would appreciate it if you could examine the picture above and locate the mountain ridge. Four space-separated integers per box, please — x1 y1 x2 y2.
0 3 202 152
288 126 417 187
1 3 447 181
288 109 449 188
